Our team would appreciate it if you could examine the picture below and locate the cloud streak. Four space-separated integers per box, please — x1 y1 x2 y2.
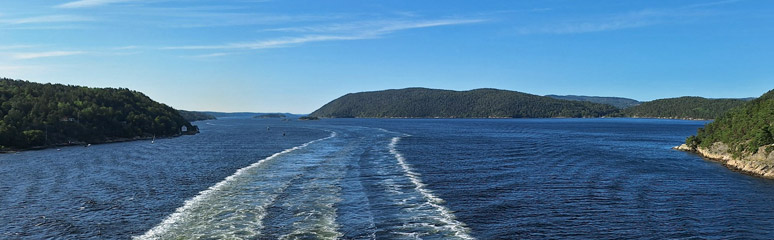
0 15 92 25
165 18 486 50
57 0 139 8
517 0 740 35
13 51 85 59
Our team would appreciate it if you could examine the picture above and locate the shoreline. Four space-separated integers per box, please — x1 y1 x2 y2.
0 132 195 154
674 143 774 179
314 116 710 120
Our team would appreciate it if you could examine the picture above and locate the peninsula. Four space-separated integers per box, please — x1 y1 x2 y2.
676 89 774 177
0 78 198 152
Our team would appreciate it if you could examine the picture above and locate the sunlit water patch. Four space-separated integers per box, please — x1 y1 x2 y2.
8 118 774 239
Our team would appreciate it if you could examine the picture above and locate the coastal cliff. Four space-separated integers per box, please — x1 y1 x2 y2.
676 143 774 178
677 88 774 178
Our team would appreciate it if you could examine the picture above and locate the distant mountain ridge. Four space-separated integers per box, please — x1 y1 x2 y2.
546 95 641 109
310 88 756 120
620 97 747 120
178 110 216 122
199 112 303 119
309 88 619 118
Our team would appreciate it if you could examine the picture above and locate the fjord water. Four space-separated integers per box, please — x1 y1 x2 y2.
3 118 774 239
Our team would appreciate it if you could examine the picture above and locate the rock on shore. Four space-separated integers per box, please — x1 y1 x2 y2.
674 142 774 178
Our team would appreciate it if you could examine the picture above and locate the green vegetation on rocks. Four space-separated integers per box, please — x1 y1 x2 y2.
686 89 774 157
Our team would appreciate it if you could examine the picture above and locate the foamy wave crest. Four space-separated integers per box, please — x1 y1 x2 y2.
134 131 337 239
389 136 475 240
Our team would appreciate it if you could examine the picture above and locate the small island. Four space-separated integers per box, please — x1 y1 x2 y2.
254 113 287 119
676 89 774 178
298 116 320 120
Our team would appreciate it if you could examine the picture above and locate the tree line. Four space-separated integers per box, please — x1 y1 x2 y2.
686 89 774 157
0 78 195 150
309 88 619 118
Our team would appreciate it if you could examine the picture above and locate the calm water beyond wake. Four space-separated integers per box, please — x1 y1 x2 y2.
2 118 774 239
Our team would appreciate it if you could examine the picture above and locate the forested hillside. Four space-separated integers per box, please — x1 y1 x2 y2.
686 89 774 156
546 95 641 109
0 78 196 150
621 97 746 120
309 88 619 118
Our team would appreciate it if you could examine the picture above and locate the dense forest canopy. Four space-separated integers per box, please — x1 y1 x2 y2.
545 95 641 109
309 88 619 118
0 78 196 150
620 97 747 120
687 89 774 156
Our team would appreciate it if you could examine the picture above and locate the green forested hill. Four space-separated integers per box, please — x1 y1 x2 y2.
545 95 641 109
620 97 747 119
309 88 619 118
687 89 774 156
0 78 196 150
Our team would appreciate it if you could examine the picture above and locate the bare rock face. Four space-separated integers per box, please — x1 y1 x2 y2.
673 144 692 151
674 142 774 178
686 142 774 178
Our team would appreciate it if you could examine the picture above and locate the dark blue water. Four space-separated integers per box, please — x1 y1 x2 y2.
3 118 774 239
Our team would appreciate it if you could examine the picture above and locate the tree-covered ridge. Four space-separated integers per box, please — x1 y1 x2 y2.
178 110 216 121
309 88 619 118
620 97 747 120
687 89 774 156
0 78 196 150
545 95 641 109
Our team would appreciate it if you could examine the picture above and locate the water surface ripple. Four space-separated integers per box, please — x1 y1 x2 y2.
4 118 774 239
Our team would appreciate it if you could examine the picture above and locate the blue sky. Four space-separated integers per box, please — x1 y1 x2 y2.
1 0 773 113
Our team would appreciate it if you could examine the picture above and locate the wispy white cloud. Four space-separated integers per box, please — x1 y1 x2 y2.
518 11 662 34
57 0 138 8
13 51 85 59
0 45 38 50
0 15 92 25
188 52 234 59
517 0 740 35
683 0 743 9
166 18 486 50
113 45 140 50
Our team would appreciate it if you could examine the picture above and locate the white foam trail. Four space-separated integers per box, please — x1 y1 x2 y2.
389 136 475 240
134 131 337 239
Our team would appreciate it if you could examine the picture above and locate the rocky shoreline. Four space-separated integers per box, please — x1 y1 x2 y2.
674 142 774 178
0 130 198 154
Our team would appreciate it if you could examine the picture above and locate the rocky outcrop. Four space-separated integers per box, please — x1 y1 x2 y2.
675 142 774 178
